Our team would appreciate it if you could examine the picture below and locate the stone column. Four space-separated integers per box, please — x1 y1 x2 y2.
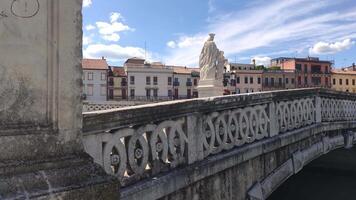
0 0 118 199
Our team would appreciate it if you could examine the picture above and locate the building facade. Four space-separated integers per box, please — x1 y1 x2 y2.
171 66 200 99
331 69 356 93
108 66 128 100
125 58 174 101
262 69 296 91
82 58 109 102
274 57 332 88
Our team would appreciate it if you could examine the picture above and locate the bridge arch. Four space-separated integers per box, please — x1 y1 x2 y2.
247 129 355 200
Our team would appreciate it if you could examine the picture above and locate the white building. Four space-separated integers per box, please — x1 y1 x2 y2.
82 58 109 102
171 66 200 99
124 58 174 101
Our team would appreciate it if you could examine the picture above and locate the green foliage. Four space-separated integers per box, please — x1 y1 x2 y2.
267 66 281 70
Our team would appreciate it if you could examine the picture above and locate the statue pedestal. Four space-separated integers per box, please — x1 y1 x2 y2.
198 79 224 98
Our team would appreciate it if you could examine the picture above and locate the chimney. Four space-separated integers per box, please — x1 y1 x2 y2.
102 56 105 60
353 63 355 71
252 59 256 67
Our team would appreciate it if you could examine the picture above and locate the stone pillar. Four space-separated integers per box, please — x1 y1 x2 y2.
0 0 118 199
197 79 224 98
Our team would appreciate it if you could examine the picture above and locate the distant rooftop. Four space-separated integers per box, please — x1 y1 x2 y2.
82 58 108 70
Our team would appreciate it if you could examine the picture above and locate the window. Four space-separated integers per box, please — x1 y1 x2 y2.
168 77 172 85
87 84 93 96
187 78 191 83
187 89 191 98
304 77 308 85
245 77 248 84
325 66 329 73
339 79 343 85
285 78 289 84
257 77 261 84
298 76 301 85
325 77 328 85
271 78 275 85
153 89 158 97
353 79 355 86
265 78 269 86
130 89 135 97
236 76 240 84
146 89 151 97
193 79 198 86
250 77 253 84
174 77 179 82
296 64 302 71
278 78 282 86
153 77 158 85
146 76 151 85
311 77 321 86
291 78 295 84
304 64 308 73
88 72 94 80
101 72 106 80
168 90 172 97
333 79 336 85
130 76 135 84
346 79 349 85
100 84 106 96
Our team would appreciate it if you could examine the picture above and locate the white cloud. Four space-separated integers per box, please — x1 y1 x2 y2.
85 24 96 31
165 0 356 66
309 39 355 54
208 0 216 13
95 12 133 42
83 35 92 46
167 41 176 48
110 12 123 23
83 44 152 63
252 56 271 66
83 0 92 8
102 33 121 42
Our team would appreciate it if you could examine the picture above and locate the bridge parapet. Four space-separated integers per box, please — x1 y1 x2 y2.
82 88 356 199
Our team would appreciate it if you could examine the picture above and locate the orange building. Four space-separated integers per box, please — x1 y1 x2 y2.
271 57 332 88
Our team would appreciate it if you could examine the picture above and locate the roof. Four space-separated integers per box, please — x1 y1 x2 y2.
332 69 356 75
125 57 145 65
82 58 109 70
172 66 200 74
111 66 126 77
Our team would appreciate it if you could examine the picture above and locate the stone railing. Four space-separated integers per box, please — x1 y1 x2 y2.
82 88 356 188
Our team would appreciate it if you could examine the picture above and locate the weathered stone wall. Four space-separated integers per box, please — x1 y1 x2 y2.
0 0 118 198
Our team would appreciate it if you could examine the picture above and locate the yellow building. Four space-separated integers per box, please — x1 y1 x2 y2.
331 70 356 93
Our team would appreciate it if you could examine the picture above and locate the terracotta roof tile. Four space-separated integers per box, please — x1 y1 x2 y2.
82 59 109 70
111 67 126 77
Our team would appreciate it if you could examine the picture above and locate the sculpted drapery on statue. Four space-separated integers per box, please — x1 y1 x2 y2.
199 33 225 81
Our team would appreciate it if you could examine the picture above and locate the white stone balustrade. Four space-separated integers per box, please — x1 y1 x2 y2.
82 88 356 188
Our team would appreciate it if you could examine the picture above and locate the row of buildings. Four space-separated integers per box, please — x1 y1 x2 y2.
82 56 356 102
82 57 199 102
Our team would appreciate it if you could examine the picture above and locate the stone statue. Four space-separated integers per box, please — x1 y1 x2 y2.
199 33 225 81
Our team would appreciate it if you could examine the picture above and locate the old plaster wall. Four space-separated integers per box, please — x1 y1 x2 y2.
0 0 83 160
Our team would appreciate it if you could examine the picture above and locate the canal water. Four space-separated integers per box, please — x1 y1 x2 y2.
269 146 356 200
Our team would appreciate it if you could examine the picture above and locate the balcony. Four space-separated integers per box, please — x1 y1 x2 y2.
121 80 127 86
173 81 180 87
186 81 192 87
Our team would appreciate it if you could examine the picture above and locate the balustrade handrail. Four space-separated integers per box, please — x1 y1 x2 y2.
82 88 356 188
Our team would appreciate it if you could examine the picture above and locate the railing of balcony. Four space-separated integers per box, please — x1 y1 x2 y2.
82 88 356 188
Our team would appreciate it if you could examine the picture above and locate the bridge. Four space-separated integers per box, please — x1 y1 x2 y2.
82 88 356 200
1 1 356 199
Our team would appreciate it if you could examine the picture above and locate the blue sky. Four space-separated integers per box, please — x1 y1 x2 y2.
83 0 356 68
